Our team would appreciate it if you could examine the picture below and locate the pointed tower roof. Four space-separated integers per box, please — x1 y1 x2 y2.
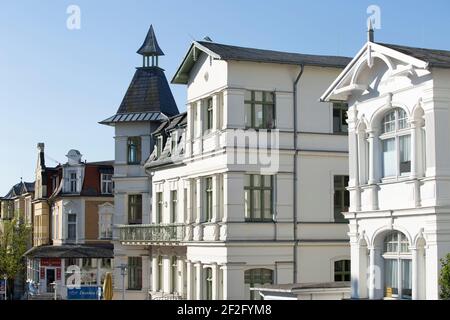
100 25 179 126
137 25 165 56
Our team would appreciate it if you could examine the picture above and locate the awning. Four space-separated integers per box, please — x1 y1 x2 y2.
24 244 114 259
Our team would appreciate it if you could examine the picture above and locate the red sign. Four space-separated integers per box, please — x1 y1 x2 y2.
40 258 61 267
56 268 61 280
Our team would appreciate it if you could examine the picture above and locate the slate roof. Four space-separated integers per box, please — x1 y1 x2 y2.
146 112 187 169
3 181 35 199
24 244 114 259
100 67 179 125
137 25 164 56
378 42 450 69
117 67 178 115
197 41 352 67
172 41 352 84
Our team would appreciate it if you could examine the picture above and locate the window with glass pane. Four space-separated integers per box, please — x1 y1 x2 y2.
333 175 349 222
333 103 348 133
205 177 213 222
171 190 177 223
127 137 141 164
245 269 273 300
380 108 411 178
384 259 399 297
128 195 142 224
156 135 164 157
244 90 275 129
69 172 77 193
156 192 163 224
244 175 273 221
205 268 213 300
382 138 396 177
67 213 76 240
206 98 213 131
399 135 411 175
334 260 351 281
128 257 142 290
101 174 113 194
383 231 412 299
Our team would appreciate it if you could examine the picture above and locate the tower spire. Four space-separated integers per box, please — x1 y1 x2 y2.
137 24 165 67
367 19 374 42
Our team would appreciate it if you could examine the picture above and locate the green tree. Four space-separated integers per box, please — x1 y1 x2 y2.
0 218 32 296
439 253 450 299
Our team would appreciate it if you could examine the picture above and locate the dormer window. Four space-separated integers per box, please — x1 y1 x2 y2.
101 174 113 194
69 172 77 193
156 135 164 157
127 137 141 164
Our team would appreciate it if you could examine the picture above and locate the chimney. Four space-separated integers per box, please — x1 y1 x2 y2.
37 142 45 168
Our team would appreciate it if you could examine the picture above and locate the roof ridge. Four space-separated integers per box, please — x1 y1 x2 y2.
197 40 352 59
377 42 450 54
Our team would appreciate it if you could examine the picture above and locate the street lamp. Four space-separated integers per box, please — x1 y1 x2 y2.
116 264 127 300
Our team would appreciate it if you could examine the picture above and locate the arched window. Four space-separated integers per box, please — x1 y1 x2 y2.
383 231 411 299
244 268 273 300
381 108 411 178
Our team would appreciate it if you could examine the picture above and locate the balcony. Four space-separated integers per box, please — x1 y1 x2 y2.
117 224 186 245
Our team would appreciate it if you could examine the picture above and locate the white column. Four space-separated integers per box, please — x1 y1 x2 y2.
212 94 219 132
410 120 419 179
177 258 185 297
212 174 220 222
186 103 193 157
185 179 193 224
186 260 193 300
211 263 219 300
196 178 203 223
196 100 203 138
195 262 203 300
412 247 419 300
367 130 378 185
368 247 376 300
151 255 158 292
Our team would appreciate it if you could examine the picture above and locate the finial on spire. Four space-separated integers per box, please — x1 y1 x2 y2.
137 25 164 67
367 19 374 42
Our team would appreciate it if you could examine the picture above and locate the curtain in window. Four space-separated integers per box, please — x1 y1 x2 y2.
399 135 411 175
384 259 398 296
382 138 396 177
401 259 412 298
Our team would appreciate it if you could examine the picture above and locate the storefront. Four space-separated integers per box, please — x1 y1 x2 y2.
24 244 113 299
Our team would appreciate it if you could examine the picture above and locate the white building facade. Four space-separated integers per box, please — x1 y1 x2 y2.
117 40 353 299
322 33 450 299
100 25 179 299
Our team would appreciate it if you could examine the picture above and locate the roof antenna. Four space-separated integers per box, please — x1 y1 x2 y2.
203 36 213 42
367 18 374 42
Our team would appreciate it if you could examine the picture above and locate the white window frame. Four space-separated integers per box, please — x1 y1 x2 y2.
101 173 113 194
380 108 411 180
382 231 412 300
69 172 77 193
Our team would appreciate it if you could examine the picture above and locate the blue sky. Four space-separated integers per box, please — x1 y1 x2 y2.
0 0 449 194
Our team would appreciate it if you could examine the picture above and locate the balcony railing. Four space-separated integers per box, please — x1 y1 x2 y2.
117 224 185 244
